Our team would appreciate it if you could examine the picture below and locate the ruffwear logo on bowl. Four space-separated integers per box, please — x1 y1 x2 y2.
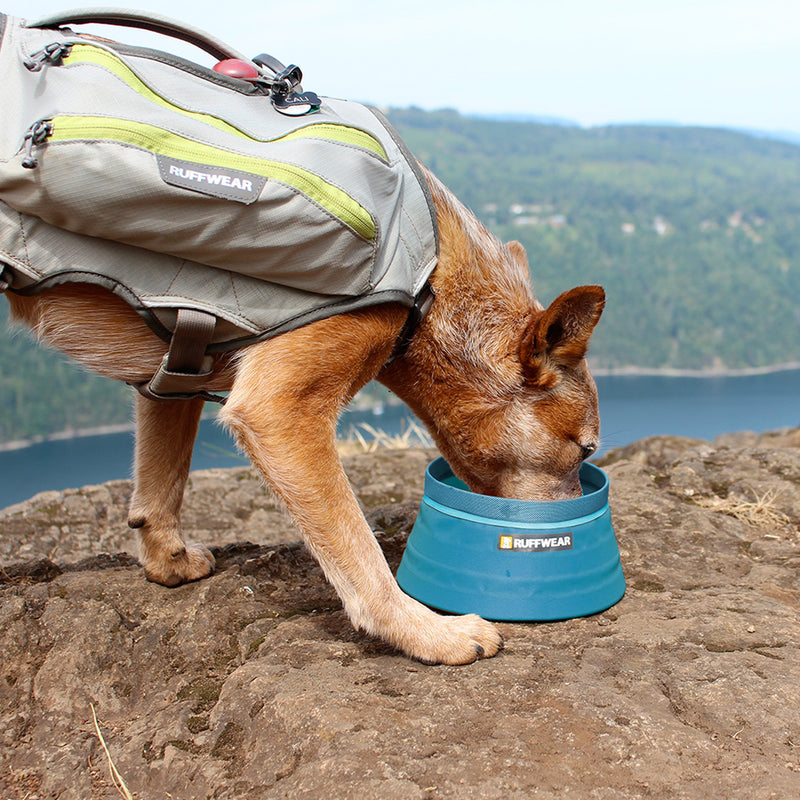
498 533 574 552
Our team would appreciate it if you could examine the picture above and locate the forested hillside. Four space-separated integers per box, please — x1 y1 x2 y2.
386 109 800 371
0 303 133 442
2 110 799 442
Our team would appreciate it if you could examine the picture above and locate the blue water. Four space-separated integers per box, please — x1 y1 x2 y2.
594 370 799 451
0 370 797 509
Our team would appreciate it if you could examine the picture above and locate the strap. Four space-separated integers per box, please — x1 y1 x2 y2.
164 308 215 375
27 8 251 63
386 282 435 364
133 308 226 403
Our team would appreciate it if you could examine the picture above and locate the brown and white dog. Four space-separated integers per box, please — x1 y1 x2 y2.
5 165 604 665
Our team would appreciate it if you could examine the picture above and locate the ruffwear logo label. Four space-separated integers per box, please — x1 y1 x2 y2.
157 155 266 204
498 533 574 552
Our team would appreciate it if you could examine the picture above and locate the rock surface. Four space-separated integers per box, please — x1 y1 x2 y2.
1 433 799 799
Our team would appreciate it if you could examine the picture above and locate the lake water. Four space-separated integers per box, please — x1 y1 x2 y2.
0 370 797 509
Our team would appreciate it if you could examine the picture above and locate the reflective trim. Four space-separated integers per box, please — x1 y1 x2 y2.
63 44 388 159
48 116 377 240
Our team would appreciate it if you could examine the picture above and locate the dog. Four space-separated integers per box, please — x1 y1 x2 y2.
2 12 604 664
5 161 604 665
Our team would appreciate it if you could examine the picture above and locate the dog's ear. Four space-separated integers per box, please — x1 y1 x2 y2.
506 240 529 270
519 285 605 389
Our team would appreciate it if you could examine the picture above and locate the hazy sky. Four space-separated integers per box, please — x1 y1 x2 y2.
5 0 800 133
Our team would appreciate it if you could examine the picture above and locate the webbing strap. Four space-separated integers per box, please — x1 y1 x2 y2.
28 9 251 63
385 281 435 364
164 308 215 375
134 308 225 402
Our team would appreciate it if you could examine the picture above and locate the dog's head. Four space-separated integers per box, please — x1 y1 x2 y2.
381 177 606 502
391 222 605 501
444 283 604 501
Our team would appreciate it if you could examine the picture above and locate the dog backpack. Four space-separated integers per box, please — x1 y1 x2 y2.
0 9 438 399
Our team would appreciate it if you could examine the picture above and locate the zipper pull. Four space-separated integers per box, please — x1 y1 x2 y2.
21 120 54 169
23 42 72 72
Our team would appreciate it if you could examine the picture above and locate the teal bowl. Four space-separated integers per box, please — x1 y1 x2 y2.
396 458 625 621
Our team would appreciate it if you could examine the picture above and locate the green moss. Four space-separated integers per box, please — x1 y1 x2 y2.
176 676 223 713
632 579 665 593
212 634 240 669
210 722 244 760
168 738 204 755
187 715 210 734
246 635 267 659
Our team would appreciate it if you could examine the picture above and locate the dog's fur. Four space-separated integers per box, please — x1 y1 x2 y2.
5 166 604 664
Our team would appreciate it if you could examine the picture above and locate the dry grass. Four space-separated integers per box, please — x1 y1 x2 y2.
338 420 433 454
90 704 134 800
693 487 792 529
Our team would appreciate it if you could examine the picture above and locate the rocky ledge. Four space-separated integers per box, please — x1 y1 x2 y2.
1 432 799 799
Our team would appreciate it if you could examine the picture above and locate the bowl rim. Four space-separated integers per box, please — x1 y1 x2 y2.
423 458 609 525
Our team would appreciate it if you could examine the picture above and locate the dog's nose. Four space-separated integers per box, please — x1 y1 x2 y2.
580 442 598 460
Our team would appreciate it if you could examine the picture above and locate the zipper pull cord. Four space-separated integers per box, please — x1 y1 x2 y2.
23 42 72 72
21 121 54 169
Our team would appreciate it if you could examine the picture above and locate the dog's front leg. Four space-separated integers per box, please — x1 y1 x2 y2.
128 394 216 586
220 317 503 665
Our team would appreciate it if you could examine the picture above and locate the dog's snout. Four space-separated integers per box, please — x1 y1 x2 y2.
580 442 598 461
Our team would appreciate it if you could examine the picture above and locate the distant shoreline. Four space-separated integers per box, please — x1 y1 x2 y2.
590 361 800 378
0 422 137 453
1 362 798 452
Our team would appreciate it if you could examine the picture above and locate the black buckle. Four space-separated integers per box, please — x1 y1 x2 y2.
272 64 303 94
252 53 320 115
386 282 435 363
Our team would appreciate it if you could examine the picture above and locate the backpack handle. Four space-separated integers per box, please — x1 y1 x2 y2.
27 8 251 63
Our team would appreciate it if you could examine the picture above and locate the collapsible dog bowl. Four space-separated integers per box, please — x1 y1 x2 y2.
396 458 625 621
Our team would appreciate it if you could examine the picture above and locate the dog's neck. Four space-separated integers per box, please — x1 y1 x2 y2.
423 169 537 312
379 169 538 447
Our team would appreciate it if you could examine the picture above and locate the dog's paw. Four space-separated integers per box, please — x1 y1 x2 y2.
410 613 504 665
354 594 504 665
143 542 216 587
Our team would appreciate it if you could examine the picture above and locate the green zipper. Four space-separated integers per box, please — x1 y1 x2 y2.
48 116 377 241
62 43 388 160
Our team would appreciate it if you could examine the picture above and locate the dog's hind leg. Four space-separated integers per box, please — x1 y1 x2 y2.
128 394 216 586
220 309 503 665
